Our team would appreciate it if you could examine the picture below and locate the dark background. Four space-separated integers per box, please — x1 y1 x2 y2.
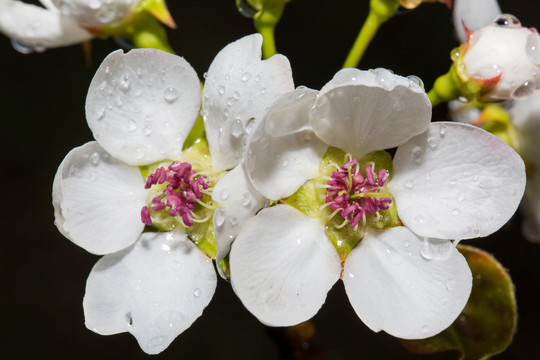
1 1 539 359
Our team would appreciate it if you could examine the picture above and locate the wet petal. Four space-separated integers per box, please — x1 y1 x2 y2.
212 162 267 261
343 227 472 339
230 205 341 326
453 0 501 43
389 122 525 240
310 68 431 159
86 49 201 166
50 0 139 27
53 142 148 255
202 34 294 171
0 0 91 49
246 88 327 199
84 231 216 355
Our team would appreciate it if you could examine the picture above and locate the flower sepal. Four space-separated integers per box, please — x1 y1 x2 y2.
138 0 176 28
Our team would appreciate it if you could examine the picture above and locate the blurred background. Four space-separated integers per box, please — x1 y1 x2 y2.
1 0 540 358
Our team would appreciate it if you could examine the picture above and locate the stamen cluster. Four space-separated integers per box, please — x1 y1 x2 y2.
325 158 392 228
141 161 210 227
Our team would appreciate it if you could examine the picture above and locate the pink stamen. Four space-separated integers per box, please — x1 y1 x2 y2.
325 159 392 228
141 161 210 227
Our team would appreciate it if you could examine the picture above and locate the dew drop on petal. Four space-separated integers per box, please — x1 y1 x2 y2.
215 212 225 227
231 119 244 138
218 86 225 95
457 192 465 202
164 87 179 103
446 279 456 291
407 75 424 89
90 152 100 166
127 120 137 132
220 189 229 200
411 146 423 163
404 179 414 189
193 288 201 297
427 136 439 148
449 178 457 186
512 80 536 100
526 34 540 64
415 214 425 224
96 6 116 24
420 238 433 260
439 126 447 136
241 72 251 82
452 208 461 216
241 192 251 206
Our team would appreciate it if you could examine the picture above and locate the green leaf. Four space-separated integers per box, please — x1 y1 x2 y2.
400 244 517 360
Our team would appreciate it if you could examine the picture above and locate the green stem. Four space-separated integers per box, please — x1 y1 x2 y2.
253 2 286 58
342 0 398 68
427 68 462 106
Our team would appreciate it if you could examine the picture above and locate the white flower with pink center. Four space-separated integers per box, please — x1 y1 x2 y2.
52 34 293 354
230 68 525 339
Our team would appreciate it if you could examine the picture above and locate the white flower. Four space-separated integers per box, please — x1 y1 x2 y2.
509 90 540 242
457 14 540 101
0 0 166 51
229 68 525 339
453 0 501 43
52 34 293 354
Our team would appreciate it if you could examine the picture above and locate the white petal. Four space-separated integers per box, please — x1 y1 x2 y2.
0 0 91 49
86 49 201 166
343 227 472 339
84 231 217 355
51 0 139 27
246 88 328 199
212 162 267 261
52 142 148 255
310 68 431 159
389 122 525 240
202 34 294 171
453 0 501 43
230 205 341 326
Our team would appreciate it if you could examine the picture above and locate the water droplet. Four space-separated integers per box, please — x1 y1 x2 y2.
427 136 439 148
450 48 460 61
245 118 256 134
233 91 241 101
449 178 457 186
203 72 208 79
404 240 410 248
144 125 152 136
96 106 105 120
236 0 258 18
120 75 130 91
493 14 521 28
146 336 166 351
193 288 201 297
372 68 393 89
241 72 251 82
215 212 225 227
231 119 244 137
512 80 536 99
420 238 433 260
411 146 423 163
260 87 266 94
127 120 137 132
421 325 430 334
425 173 431 181
446 280 456 291
241 193 251 206
90 152 100 165
439 126 447 136
218 86 225 95
164 87 179 103
473 228 480 236
407 75 424 89
415 214 426 224
230 217 239 226
452 209 461 216
405 179 414 189
96 5 116 24
526 34 540 65
11 39 36 54
220 189 229 200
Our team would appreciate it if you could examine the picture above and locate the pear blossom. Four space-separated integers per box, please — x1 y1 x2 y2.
230 68 525 339
52 34 293 354
0 0 173 52
454 14 540 101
